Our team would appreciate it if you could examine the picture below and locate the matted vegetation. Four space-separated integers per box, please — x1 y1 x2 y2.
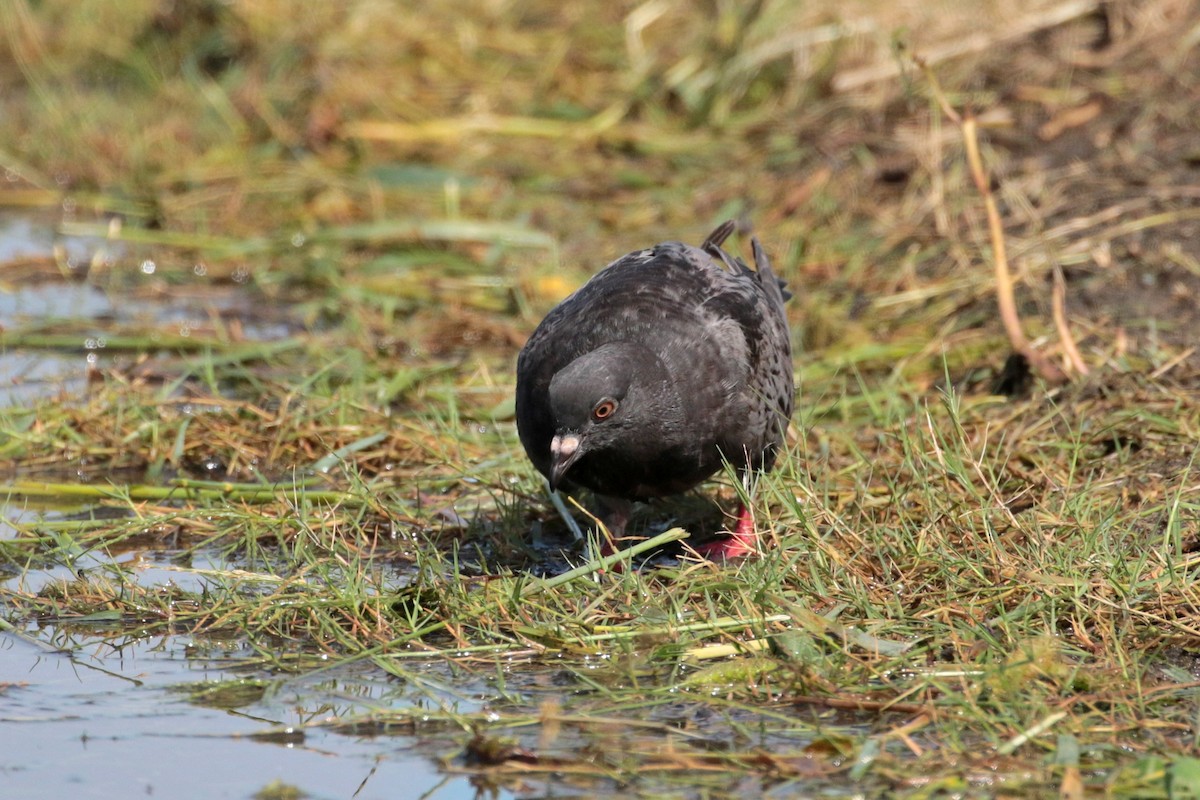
2 0 1200 796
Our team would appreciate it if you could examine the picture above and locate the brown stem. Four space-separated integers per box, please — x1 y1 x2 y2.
1052 264 1089 375
919 57 1072 385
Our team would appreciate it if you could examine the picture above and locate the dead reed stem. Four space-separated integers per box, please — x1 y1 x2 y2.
920 58 1080 385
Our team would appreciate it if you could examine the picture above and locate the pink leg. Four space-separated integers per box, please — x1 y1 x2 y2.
595 496 632 571
694 502 759 560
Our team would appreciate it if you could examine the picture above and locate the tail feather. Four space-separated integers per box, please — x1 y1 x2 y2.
702 220 737 252
702 220 791 302
752 236 792 302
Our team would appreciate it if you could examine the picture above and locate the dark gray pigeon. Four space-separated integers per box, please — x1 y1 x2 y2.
515 220 793 558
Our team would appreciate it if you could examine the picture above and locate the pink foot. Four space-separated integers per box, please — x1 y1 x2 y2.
598 538 622 572
694 504 759 560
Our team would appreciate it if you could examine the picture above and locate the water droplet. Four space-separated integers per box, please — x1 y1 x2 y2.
193 263 207 277
291 233 306 247
140 259 157 275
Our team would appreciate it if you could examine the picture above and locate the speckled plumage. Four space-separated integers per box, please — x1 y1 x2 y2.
515 221 793 552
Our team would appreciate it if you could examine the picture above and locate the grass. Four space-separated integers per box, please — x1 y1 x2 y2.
3 0 1200 797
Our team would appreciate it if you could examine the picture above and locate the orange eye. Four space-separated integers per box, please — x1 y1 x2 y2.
592 399 617 420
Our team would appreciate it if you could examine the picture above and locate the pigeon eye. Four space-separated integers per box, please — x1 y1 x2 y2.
592 399 617 421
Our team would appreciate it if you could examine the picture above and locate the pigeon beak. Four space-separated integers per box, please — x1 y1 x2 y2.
549 433 583 491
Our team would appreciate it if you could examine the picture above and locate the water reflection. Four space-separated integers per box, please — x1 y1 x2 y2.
0 628 509 800
0 212 294 409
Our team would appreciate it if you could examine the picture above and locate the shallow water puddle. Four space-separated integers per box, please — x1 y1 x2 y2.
0 214 489 798
0 530 840 798
0 628 504 800
0 211 295 408
1 499 503 798
0 213 110 404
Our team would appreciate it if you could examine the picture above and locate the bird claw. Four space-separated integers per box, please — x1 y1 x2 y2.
693 533 758 560
692 504 759 560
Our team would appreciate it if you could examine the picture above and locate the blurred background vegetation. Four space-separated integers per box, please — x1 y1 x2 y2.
4 0 1197 382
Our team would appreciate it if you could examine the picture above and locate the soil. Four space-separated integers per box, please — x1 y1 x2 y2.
888 2 1200 366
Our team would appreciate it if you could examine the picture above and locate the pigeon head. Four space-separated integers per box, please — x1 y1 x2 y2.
546 342 682 491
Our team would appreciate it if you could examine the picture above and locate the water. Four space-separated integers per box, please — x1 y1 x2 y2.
0 629 502 800
0 212 293 408
0 212 503 800
0 214 106 405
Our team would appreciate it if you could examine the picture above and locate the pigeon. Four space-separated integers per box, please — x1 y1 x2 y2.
515 220 794 558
